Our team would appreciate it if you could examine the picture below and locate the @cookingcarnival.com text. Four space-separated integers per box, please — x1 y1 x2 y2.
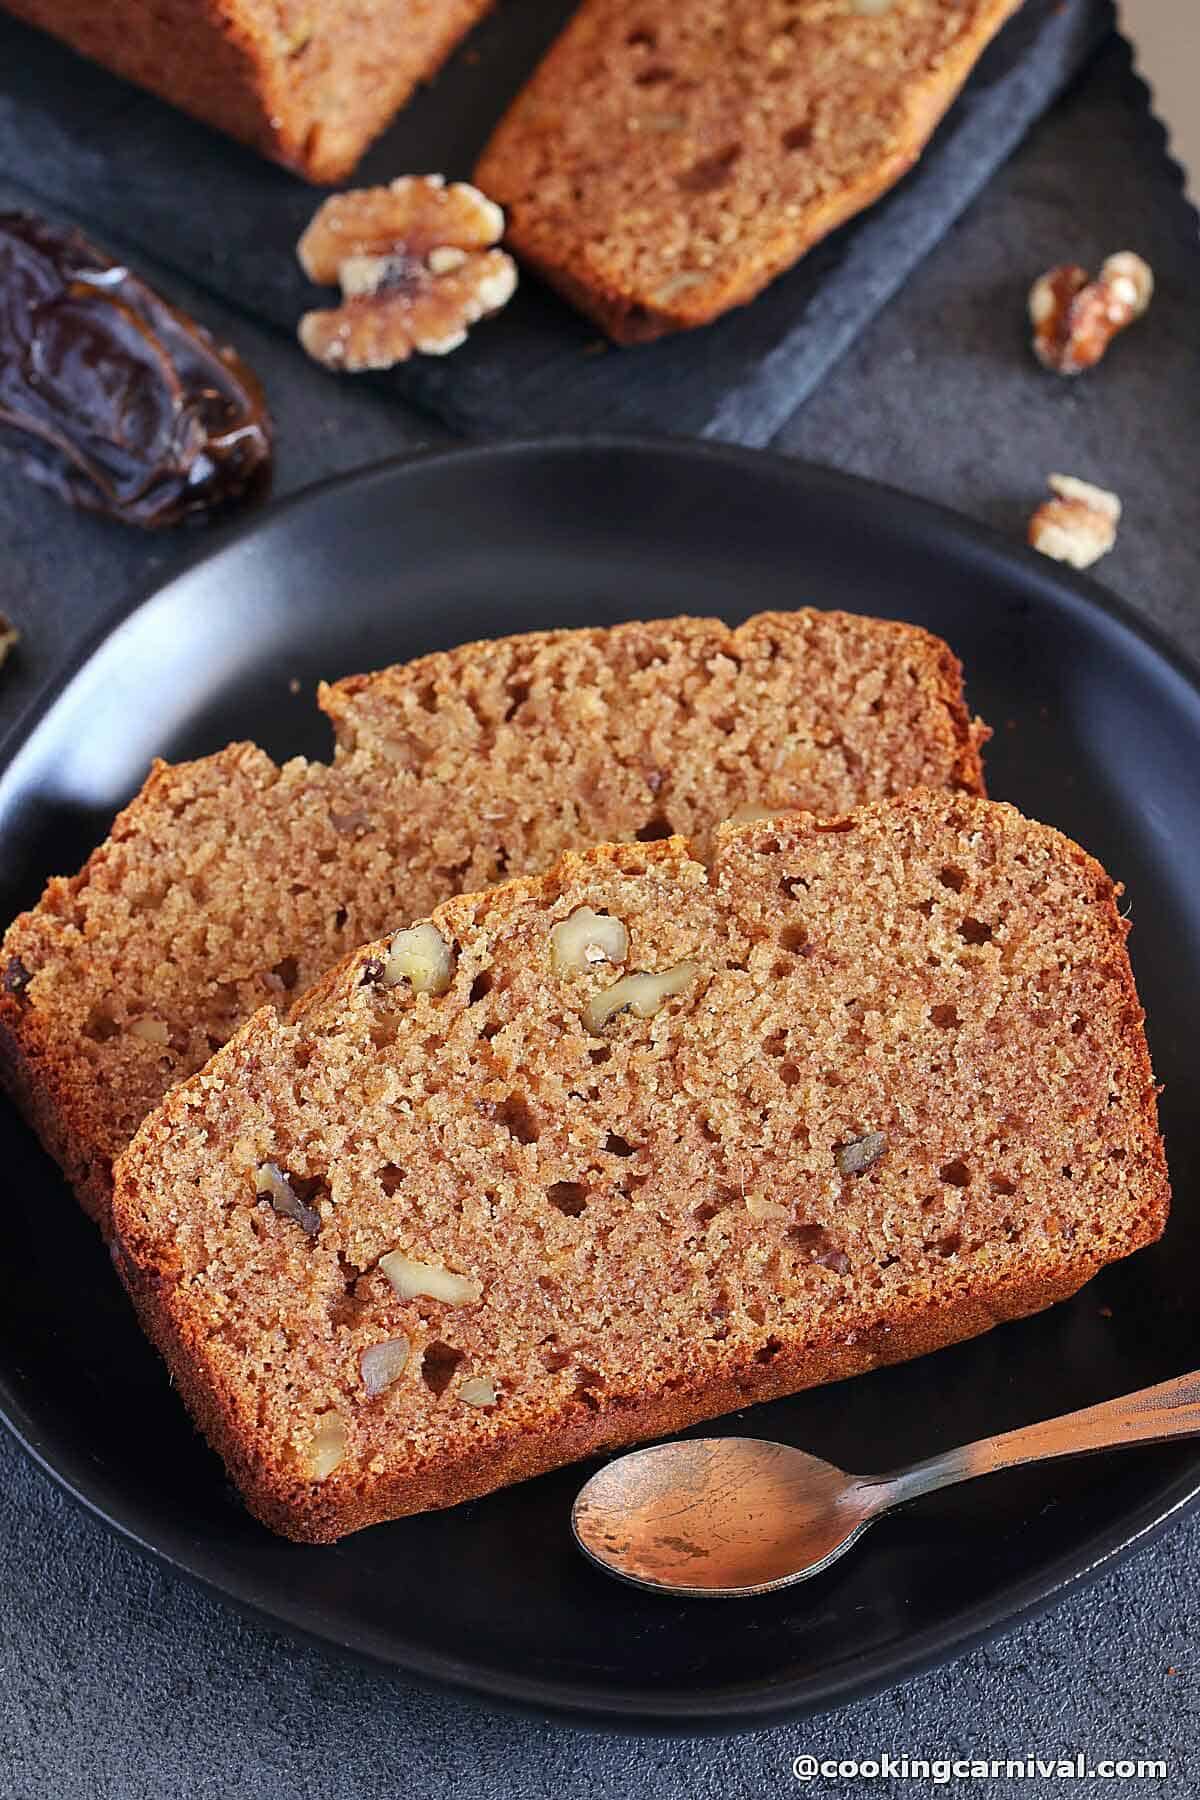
790 1753 1168 1784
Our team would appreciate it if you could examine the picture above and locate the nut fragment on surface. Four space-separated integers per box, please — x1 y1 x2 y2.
255 1161 322 1235
297 176 517 371
1029 252 1153 375
585 961 701 1033
307 1410 347 1480
836 1131 887 1176
379 1250 482 1307
550 906 630 976
360 1336 410 1396
459 1375 498 1407
382 922 456 995
1028 474 1121 570
0 614 18 674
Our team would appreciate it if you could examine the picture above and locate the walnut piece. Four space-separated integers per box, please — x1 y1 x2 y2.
1029 474 1121 570
550 906 629 976
746 1191 790 1221
836 1131 887 1176
255 1161 322 1235
1029 252 1153 375
128 1016 170 1046
379 1250 482 1307
307 1410 347 1480
585 961 701 1032
459 1375 498 1407
360 1336 410 1396
383 922 456 994
297 176 517 371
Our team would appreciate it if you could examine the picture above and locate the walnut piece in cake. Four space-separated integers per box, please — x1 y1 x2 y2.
550 907 629 976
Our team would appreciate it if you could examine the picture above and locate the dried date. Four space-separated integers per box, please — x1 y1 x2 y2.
0 212 272 527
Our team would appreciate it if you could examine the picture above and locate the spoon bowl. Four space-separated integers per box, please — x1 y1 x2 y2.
572 1437 878 1597
572 1369 1200 1597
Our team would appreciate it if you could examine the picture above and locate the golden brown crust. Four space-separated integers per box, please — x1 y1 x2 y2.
928 637 990 795
476 0 1025 342
0 750 266 1228
0 610 987 1237
0 992 114 1223
111 791 1169 1543
3 0 495 182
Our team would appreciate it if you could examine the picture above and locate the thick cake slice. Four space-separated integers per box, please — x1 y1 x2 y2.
2 0 493 183
111 792 1168 1542
0 610 986 1233
475 0 1023 341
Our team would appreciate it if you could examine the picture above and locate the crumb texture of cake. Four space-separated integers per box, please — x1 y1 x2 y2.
110 792 1169 1542
1 0 494 182
0 610 987 1231
476 0 1023 341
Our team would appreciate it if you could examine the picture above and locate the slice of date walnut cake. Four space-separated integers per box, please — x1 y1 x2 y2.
0 609 987 1235
110 792 1167 1542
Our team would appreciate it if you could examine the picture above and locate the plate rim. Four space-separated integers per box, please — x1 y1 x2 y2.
2 433 1198 1731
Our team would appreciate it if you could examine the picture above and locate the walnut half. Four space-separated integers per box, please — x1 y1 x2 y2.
297 176 517 371
1029 252 1153 375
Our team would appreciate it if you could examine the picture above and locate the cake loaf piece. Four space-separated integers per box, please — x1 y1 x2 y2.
1 0 493 182
476 0 1023 341
110 792 1168 1542
0 610 986 1233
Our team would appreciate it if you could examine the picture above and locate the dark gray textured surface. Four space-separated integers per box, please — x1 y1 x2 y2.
0 0 1108 441
0 29 1198 1799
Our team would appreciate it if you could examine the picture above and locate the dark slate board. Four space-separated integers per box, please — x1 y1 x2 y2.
0 0 1111 444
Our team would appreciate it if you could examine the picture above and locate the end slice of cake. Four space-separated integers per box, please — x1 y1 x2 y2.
111 791 1168 1542
2 0 495 182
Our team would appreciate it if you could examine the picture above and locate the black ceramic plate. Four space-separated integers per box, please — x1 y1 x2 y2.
1 440 1197 1732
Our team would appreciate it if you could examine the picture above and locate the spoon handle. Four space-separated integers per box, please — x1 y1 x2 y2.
865 1369 1200 1510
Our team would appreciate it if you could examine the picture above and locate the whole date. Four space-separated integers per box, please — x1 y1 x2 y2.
0 212 272 528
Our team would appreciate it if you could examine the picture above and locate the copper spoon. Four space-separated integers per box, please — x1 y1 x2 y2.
572 1370 1200 1597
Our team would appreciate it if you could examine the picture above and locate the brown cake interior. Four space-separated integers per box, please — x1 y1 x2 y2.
0 610 985 1229
112 792 1167 1541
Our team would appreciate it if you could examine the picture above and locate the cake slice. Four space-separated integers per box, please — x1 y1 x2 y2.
475 0 1024 341
111 792 1168 1542
2 0 494 182
0 610 986 1234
